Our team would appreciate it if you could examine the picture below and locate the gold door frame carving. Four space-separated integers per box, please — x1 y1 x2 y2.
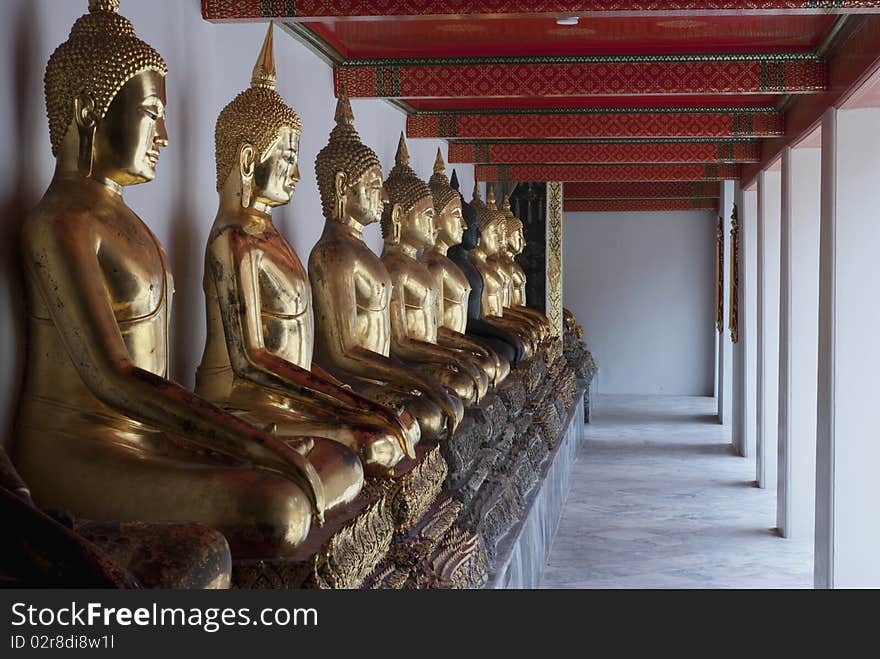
716 214 724 332
545 181 563 337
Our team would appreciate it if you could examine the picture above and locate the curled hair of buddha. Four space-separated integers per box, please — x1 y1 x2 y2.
476 186 508 232
44 0 168 156
315 86 382 220
215 23 302 191
428 148 459 216
501 194 524 237
380 133 432 239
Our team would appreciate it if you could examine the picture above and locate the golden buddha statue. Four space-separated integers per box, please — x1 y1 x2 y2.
308 90 463 440
498 194 553 340
380 134 489 407
470 186 540 358
423 149 509 387
196 25 416 478
12 0 345 560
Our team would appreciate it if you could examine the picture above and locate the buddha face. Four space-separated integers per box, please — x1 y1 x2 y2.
90 70 168 186
252 126 300 207
508 225 525 255
460 203 480 250
342 164 386 227
402 195 436 249
437 197 465 246
481 221 502 256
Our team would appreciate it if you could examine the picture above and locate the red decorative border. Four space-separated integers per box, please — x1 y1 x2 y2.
448 141 759 164
408 111 783 139
335 60 825 99
564 198 719 212
564 181 721 198
202 1 880 20
476 163 740 181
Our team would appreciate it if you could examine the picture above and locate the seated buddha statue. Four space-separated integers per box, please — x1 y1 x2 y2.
380 135 489 406
498 194 553 340
308 90 463 440
422 150 509 387
448 175 527 364
12 0 356 559
470 186 541 357
195 25 416 478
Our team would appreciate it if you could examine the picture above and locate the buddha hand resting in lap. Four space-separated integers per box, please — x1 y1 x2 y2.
308 89 463 440
380 134 489 407
422 149 509 388
196 25 417 478
12 1 359 559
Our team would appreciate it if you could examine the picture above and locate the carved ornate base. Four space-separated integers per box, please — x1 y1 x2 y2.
365 442 448 533
76 520 231 589
231 490 393 589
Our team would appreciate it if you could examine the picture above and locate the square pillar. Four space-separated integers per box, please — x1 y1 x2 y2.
777 145 821 539
717 181 735 424
815 107 880 588
757 169 781 490
732 186 757 459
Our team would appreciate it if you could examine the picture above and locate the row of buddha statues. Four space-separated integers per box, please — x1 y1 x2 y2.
6 0 561 582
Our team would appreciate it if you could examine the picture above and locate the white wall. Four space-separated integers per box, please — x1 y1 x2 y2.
0 0 473 444
563 210 716 396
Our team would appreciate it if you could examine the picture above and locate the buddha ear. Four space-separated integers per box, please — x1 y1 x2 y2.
239 144 256 208
334 171 347 219
73 94 98 178
390 203 403 245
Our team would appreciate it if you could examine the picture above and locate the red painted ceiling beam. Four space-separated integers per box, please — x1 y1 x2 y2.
565 198 719 212
449 140 759 164
334 56 825 99
564 181 721 198
202 1 880 21
742 14 880 186
476 163 740 182
408 109 783 139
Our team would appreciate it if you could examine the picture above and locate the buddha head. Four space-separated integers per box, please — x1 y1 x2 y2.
501 194 526 256
315 87 385 229
381 133 435 250
215 24 302 211
45 0 169 187
454 174 481 251
428 149 465 249
476 186 508 257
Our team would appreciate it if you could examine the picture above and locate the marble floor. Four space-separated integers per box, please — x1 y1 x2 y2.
541 395 813 589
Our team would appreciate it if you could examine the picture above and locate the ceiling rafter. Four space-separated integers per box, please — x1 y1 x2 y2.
564 181 721 198
476 163 741 181
408 109 783 139
564 198 719 212
334 55 826 99
449 140 760 164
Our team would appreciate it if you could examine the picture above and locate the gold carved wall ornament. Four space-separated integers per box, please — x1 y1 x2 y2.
545 181 563 337
728 204 740 344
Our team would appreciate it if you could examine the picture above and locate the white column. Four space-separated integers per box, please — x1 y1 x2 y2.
777 145 821 538
732 186 757 458
815 107 880 588
717 181 735 424
756 170 781 490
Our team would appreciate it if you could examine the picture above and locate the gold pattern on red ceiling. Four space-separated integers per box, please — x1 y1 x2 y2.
565 199 719 213
201 1 880 21
407 111 784 139
448 141 760 164
475 163 740 182
564 182 721 199
202 1 880 194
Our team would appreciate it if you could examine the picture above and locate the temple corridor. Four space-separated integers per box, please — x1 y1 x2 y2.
541 395 813 589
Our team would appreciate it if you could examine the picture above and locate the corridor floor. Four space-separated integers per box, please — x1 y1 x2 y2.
541 395 813 588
